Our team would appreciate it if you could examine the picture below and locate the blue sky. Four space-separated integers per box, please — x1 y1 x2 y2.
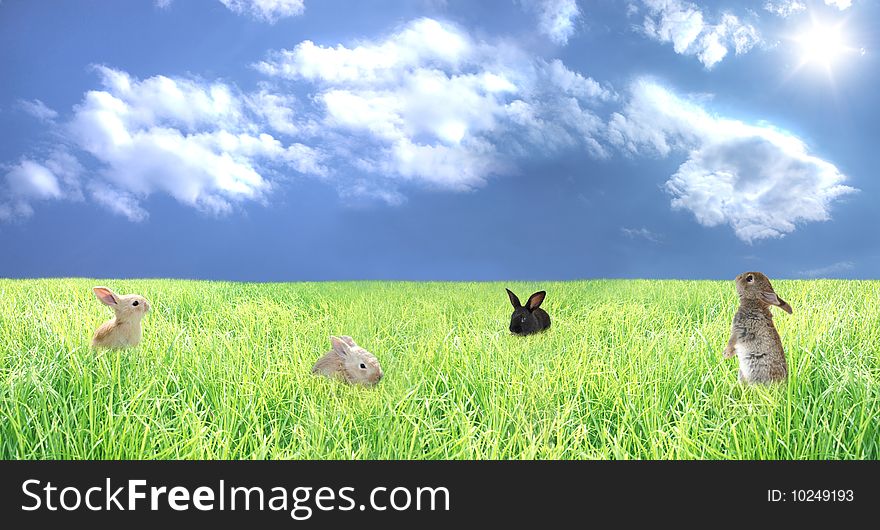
1 0 877 280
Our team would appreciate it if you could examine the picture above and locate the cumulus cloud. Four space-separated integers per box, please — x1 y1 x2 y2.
246 89 304 136
608 79 856 242
1 151 82 221
256 17 614 197
6 161 62 200
763 1 806 17
66 66 322 219
5 18 613 220
521 0 582 45
3 66 323 221
8 14 853 240
639 0 761 68
17 99 59 122
218 0 305 22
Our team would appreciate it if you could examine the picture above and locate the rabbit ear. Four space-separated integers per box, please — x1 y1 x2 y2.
778 298 793 314
340 336 357 347
93 287 118 306
506 288 522 308
761 290 793 314
330 336 351 358
526 291 546 311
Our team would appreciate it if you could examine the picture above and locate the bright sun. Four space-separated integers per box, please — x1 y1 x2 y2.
798 24 845 65
794 20 854 74
793 18 858 76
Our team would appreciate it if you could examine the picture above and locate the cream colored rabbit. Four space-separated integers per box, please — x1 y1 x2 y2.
722 272 792 384
312 336 383 386
91 286 151 349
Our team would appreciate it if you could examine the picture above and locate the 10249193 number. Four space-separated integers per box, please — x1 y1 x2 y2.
767 489 855 502
791 490 854 502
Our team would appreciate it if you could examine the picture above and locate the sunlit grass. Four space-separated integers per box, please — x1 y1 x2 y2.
0 279 877 459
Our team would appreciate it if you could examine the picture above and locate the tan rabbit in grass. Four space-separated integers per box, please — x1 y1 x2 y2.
91 286 151 349
723 272 793 384
312 336 383 386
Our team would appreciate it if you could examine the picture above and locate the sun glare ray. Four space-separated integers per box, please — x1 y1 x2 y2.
789 12 860 81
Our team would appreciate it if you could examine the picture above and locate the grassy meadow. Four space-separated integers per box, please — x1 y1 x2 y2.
0 278 878 459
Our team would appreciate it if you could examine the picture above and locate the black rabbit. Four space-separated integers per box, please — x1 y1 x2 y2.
506 288 551 335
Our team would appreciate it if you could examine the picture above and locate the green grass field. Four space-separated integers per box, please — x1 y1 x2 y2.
1 279 878 459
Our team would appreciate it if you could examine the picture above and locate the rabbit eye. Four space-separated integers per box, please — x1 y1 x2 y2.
521 316 527 322
746 275 754 283
132 301 139 306
359 363 366 369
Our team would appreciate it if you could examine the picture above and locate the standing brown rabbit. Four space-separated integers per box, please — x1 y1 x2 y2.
91 286 151 349
722 272 793 384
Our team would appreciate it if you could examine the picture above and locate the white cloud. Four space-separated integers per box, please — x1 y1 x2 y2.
640 0 761 68
5 160 62 200
246 89 302 136
824 0 852 10
626 2 640 17
5 19 612 219
338 180 407 207
763 1 806 17
621 227 662 243
798 260 854 278
41 150 84 198
608 79 856 242
17 99 59 122
256 17 613 198
10 15 852 238
0 150 83 221
1 158 60 220
155 0 305 21
64 67 323 220
256 19 473 84
89 183 149 222
521 0 582 45
3 67 323 222
218 0 305 23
